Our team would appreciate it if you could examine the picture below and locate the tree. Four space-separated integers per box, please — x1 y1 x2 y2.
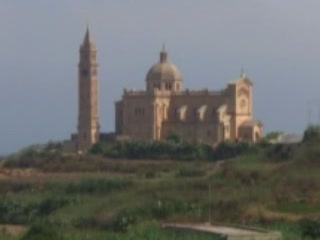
21 224 64 240
303 125 320 143
263 131 283 142
165 133 183 144
299 219 320 239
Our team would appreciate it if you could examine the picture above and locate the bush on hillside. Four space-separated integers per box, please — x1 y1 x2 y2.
0 196 75 225
303 125 320 143
265 144 296 161
176 168 206 178
0 197 36 224
263 131 283 142
63 178 133 194
165 133 183 144
299 218 320 239
21 224 64 240
75 212 136 232
35 197 73 216
90 140 252 161
212 141 250 159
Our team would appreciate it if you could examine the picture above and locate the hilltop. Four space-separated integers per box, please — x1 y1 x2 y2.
0 129 320 239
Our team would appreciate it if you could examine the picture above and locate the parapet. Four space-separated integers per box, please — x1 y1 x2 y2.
123 88 226 97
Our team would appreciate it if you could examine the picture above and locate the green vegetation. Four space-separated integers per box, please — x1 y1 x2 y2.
303 125 320 143
299 219 320 239
262 131 283 142
90 139 251 161
1 127 320 239
21 224 64 240
18 222 221 240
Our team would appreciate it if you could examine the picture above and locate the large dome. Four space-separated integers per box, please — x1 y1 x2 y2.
146 49 182 82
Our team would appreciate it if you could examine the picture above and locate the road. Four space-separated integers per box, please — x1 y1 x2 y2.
163 223 282 239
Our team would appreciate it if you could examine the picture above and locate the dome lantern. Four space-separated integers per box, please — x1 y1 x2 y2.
146 47 182 92
160 44 168 63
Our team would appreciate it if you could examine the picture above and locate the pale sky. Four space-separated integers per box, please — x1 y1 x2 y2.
1 0 320 154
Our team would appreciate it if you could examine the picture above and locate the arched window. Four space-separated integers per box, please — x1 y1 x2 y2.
255 132 260 141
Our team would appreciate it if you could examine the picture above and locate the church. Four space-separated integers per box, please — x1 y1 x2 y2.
70 28 263 152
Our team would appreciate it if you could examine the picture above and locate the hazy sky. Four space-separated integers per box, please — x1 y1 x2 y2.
1 1 320 154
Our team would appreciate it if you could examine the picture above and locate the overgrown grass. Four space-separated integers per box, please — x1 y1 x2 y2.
3 139 320 239
26 222 222 240
53 178 133 195
274 202 320 214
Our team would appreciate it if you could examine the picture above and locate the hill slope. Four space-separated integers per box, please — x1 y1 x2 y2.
0 143 320 239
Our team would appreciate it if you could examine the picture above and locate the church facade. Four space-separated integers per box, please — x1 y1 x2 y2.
71 28 262 152
115 48 262 144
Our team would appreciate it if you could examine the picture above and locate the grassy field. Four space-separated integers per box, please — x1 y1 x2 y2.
1 144 320 239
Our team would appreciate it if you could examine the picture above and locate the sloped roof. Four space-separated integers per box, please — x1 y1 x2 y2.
240 119 263 128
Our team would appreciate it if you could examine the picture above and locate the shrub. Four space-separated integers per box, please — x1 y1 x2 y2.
165 133 183 144
145 171 157 179
0 196 75 225
21 224 64 240
0 180 33 194
64 178 133 194
176 168 206 178
75 213 136 232
212 141 250 160
263 131 283 142
265 144 296 161
303 125 320 143
150 199 195 220
35 197 73 216
0 197 36 224
90 140 252 161
299 218 320 239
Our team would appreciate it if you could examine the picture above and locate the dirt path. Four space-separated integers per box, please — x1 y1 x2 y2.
163 223 282 239
0 224 25 236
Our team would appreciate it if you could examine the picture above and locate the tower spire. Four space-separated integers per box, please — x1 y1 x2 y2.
83 25 95 47
162 42 166 52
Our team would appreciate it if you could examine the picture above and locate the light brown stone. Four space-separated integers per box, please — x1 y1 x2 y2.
75 27 100 152
115 50 263 144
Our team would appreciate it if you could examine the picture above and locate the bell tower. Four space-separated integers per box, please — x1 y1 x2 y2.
77 26 99 152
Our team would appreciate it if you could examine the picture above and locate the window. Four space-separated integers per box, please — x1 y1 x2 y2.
154 83 160 89
193 107 198 116
165 83 172 90
175 108 179 119
81 69 88 77
207 130 211 137
135 107 145 116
